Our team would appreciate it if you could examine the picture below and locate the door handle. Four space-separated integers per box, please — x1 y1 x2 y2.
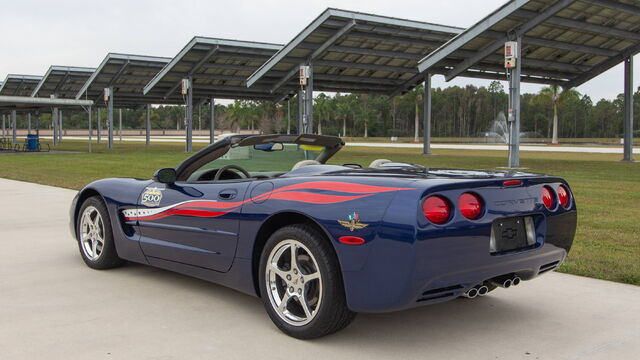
218 189 237 200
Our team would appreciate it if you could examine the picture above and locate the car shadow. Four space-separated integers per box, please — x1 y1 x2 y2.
96 259 550 351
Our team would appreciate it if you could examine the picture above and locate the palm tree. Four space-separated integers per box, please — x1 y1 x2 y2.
226 100 246 132
314 93 332 135
357 94 374 138
335 94 353 137
538 85 580 144
401 85 423 142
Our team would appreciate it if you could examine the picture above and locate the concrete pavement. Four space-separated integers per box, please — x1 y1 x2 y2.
1 178 639 360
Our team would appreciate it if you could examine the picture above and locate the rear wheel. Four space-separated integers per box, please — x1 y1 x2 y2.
259 224 356 339
76 196 124 269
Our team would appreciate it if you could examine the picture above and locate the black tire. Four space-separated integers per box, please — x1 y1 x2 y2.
259 224 356 339
76 196 124 270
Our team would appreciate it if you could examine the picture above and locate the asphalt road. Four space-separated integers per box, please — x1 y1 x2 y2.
1 178 639 360
37 135 640 154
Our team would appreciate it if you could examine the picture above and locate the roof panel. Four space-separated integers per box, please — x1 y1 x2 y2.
417 0 640 86
75 53 171 106
0 74 43 96
143 37 283 102
32 65 95 98
246 8 463 98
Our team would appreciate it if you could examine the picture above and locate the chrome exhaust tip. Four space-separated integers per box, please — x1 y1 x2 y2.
463 288 478 299
491 277 513 288
512 276 521 286
477 285 489 296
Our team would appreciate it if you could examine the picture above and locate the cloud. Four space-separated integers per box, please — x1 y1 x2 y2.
1 0 636 100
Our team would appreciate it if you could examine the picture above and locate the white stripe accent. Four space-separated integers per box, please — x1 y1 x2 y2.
121 200 221 219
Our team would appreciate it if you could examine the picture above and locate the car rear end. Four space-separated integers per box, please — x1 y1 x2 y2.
341 174 577 313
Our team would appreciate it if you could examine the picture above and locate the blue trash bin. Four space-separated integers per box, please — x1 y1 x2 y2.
26 134 39 151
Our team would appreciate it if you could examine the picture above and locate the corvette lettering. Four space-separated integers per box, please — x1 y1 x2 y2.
493 197 536 207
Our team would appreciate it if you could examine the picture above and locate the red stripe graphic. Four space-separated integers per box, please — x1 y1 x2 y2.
277 181 413 194
134 208 230 221
269 191 370 203
125 181 414 221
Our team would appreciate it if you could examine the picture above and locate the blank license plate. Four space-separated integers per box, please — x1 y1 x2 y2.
490 216 536 253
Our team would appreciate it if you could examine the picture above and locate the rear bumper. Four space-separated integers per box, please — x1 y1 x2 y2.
341 210 576 313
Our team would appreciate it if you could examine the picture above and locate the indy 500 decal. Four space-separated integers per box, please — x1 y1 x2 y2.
140 187 164 207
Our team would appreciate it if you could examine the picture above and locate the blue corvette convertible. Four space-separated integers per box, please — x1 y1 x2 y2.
70 134 577 338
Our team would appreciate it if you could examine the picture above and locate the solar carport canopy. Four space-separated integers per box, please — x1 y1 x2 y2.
246 8 463 99
0 74 43 96
31 65 95 98
417 0 640 87
143 37 283 102
76 53 171 106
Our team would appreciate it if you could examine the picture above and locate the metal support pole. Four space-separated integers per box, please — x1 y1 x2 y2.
97 108 101 144
108 87 114 149
58 110 63 143
11 111 17 145
146 105 151 145
186 76 193 153
88 106 92 153
297 89 304 134
2 114 5 138
305 63 314 134
35 113 40 136
623 56 635 162
507 36 522 168
287 100 291 135
118 109 122 142
27 113 31 134
52 108 58 146
210 98 215 144
423 74 432 155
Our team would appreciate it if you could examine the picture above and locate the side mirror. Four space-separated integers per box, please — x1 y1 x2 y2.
153 168 177 184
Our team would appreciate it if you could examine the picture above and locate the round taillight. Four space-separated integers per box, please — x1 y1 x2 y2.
557 185 570 208
541 186 555 210
458 193 483 220
422 196 451 224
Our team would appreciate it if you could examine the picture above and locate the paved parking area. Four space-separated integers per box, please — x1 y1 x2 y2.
1 178 638 360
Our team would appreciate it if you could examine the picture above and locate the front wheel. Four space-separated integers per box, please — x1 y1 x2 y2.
76 196 124 269
259 224 356 339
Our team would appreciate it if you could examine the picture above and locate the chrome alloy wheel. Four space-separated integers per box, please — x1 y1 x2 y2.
265 239 322 326
80 206 105 261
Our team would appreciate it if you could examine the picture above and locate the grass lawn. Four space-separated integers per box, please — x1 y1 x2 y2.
1 139 638 286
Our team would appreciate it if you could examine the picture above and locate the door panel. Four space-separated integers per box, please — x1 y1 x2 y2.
134 181 250 272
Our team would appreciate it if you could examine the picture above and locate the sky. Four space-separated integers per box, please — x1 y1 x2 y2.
0 0 637 101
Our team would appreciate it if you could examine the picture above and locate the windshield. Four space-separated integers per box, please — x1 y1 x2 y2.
186 143 324 181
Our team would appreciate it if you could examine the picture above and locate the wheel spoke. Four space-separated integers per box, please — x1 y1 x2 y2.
81 233 91 241
290 242 298 271
269 263 289 282
303 271 320 283
82 212 92 227
93 215 102 229
91 239 98 257
298 293 313 319
278 292 291 312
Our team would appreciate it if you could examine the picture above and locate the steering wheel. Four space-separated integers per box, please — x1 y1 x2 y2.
214 164 251 181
